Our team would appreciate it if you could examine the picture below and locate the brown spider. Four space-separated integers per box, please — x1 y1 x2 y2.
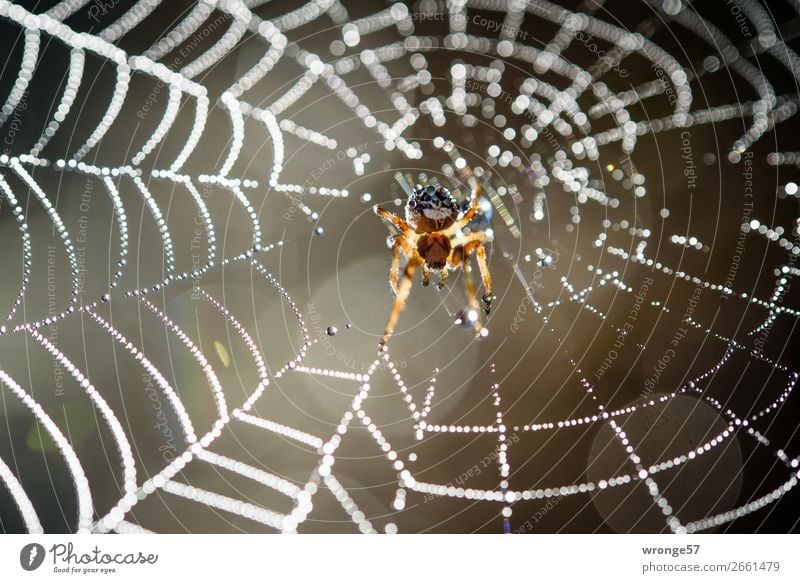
373 184 493 350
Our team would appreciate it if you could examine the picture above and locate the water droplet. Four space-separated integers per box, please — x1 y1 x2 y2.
453 310 474 329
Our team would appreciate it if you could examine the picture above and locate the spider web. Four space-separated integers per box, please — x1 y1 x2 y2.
0 0 799 534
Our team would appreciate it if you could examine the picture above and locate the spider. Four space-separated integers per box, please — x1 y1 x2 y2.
373 184 493 350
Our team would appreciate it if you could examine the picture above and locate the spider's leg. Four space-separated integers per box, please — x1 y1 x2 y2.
389 236 408 295
439 256 461 290
443 195 479 236
440 244 464 290
421 263 430 287
451 232 492 312
374 205 413 236
379 256 422 350
436 268 448 290
450 231 487 246
465 240 493 314
460 252 485 337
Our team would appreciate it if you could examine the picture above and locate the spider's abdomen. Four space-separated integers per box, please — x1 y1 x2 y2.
406 185 459 232
418 232 452 270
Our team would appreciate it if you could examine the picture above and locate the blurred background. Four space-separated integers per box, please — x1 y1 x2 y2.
0 0 799 533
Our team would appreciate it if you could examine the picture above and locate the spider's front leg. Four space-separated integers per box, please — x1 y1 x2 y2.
374 205 413 235
379 256 422 351
444 195 479 236
388 236 407 295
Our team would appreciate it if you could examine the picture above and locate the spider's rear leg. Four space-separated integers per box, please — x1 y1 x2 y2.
455 235 493 315
471 242 493 315
460 254 486 338
379 256 422 351
444 195 479 236
442 245 462 290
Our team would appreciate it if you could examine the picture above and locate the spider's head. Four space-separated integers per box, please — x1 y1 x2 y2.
406 185 459 232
